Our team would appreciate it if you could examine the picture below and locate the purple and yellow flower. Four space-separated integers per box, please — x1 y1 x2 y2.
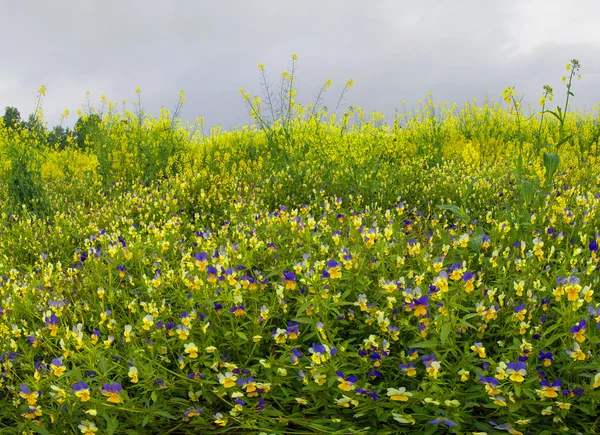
286 322 300 340
73 382 91 402
102 382 123 404
571 319 587 343
539 351 553 367
506 362 527 382
462 271 475 292
194 252 208 270
230 305 246 317
50 358 66 376
19 384 39 405
478 375 501 395
326 259 342 279
410 295 429 317
308 343 334 364
206 265 218 283
183 407 203 421
290 348 303 365
45 313 59 336
537 379 562 398
565 276 582 301
513 303 527 321
336 371 357 391
422 353 441 378
281 271 297 290
22 406 42 419
399 362 416 376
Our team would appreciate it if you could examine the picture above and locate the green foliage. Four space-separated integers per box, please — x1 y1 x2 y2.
1 57 600 434
47 125 74 150
1 106 22 130
2 92 51 218
74 113 102 150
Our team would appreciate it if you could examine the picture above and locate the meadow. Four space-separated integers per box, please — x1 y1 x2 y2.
1 58 600 434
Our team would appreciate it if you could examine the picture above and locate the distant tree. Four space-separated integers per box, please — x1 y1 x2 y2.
23 112 47 138
48 125 74 150
74 114 101 149
2 106 22 130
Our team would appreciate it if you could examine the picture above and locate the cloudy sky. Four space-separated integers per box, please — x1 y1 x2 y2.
2 0 600 132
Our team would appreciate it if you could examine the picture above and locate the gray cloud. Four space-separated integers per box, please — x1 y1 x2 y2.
2 0 599 132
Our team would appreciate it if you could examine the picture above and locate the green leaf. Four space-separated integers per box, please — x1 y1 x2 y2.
99 355 107 374
291 317 313 324
31 424 51 435
556 134 574 147
543 152 560 185
141 414 151 427
236 331 248 341
153 410 176 419
104 416 119 435
546 110 562 122
437 204 470 223
440 322 450 346
408 339 439 349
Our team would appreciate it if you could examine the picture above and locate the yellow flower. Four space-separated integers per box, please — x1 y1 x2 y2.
50 385 67 403
471 343 486 358
387 387 412 401
184 342 199 358
78 420 98 435
593 373 600 389
313 373 327 385
128 366 139 383
22 406 42 419
75 389 91 402
214 412 227 426
142 314 154 331
336 395 359 407
217 372 237 388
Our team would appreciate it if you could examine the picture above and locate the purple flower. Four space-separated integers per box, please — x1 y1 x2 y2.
102 383 122 393
194 252 208 262
290 348 303 364
478 375 499 386
19 384 31 395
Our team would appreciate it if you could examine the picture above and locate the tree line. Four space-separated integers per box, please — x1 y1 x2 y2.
1 106 101 149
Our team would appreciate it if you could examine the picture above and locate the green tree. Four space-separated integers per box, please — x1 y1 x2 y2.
48 124 74 149
1 106 22 130
74 113 101 149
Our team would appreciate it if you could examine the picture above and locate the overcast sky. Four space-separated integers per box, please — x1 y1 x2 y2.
2 0 600 132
